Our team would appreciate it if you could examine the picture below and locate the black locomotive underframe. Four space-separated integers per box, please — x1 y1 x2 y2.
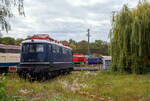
17 63 73 80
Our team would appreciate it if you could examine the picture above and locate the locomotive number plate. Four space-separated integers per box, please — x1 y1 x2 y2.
9 66 17 72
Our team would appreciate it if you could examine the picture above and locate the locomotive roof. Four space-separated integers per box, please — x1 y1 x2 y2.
22 39 72 50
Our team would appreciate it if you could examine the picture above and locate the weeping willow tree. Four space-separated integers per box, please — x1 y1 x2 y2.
0 0 24 34
109 1 150 74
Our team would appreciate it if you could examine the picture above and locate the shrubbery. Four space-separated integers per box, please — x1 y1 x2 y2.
0 74 23 101
0 82 7 100
0 74 8 101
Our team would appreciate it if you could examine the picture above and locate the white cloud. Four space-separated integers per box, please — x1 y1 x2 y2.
86 20 100 26
66 0 109 6
1 0 143 42
53 17 84 23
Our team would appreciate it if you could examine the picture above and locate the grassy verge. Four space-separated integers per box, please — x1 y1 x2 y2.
1 71 150 101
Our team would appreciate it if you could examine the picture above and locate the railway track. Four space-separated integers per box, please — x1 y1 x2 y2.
73 67 100 71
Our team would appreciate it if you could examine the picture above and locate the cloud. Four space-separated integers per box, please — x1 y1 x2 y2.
2 0 144 42
66 0 109 6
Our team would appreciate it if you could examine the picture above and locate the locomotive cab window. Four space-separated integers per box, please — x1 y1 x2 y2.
36 44 44 52
22 44 44 53
56 46 60 53
49 45 51 52
69 50 72 55
52 45 57 53
62 48 65 54
52 45 60 53
29 44 35 52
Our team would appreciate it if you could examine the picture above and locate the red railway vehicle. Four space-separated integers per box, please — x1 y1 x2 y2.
73 53 86 66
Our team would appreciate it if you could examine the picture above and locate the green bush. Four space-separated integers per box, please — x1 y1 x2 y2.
0 74 8 101
0 74 23 101
0 82 7 101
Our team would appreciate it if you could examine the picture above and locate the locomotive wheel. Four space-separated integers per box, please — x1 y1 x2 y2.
18 72 27 80
65 69 71 74
36 73 42 81
18 72 22 78
60 70 65 75
26 73 31 80
35 73 46 81
51 71 57 78
28 73 36 82
47 72 52 79
55 71 60 76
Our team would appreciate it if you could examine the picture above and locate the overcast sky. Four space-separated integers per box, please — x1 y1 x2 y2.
2 0 145 42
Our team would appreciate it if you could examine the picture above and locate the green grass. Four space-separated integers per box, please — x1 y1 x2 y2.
1 71 150 101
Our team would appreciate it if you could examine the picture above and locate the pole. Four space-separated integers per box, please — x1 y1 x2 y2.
87 29 90 55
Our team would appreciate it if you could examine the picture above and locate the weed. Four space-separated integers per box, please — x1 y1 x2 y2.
1 72 150 101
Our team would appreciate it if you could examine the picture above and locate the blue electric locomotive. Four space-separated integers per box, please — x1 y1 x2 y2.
17 39 73 80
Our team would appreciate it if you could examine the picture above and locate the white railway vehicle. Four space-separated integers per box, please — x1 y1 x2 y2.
0 44 20 73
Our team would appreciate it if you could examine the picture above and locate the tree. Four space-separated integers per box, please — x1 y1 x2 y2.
69 39 77 52
90 40 108 56
69 39 77 45
109 1 150 74
76 40 88 54
69 44 76 52
15 38 24 45
0 37 15 45
69 39 109 55
0 0 24 34
0 37 2 43
61 40 69 46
